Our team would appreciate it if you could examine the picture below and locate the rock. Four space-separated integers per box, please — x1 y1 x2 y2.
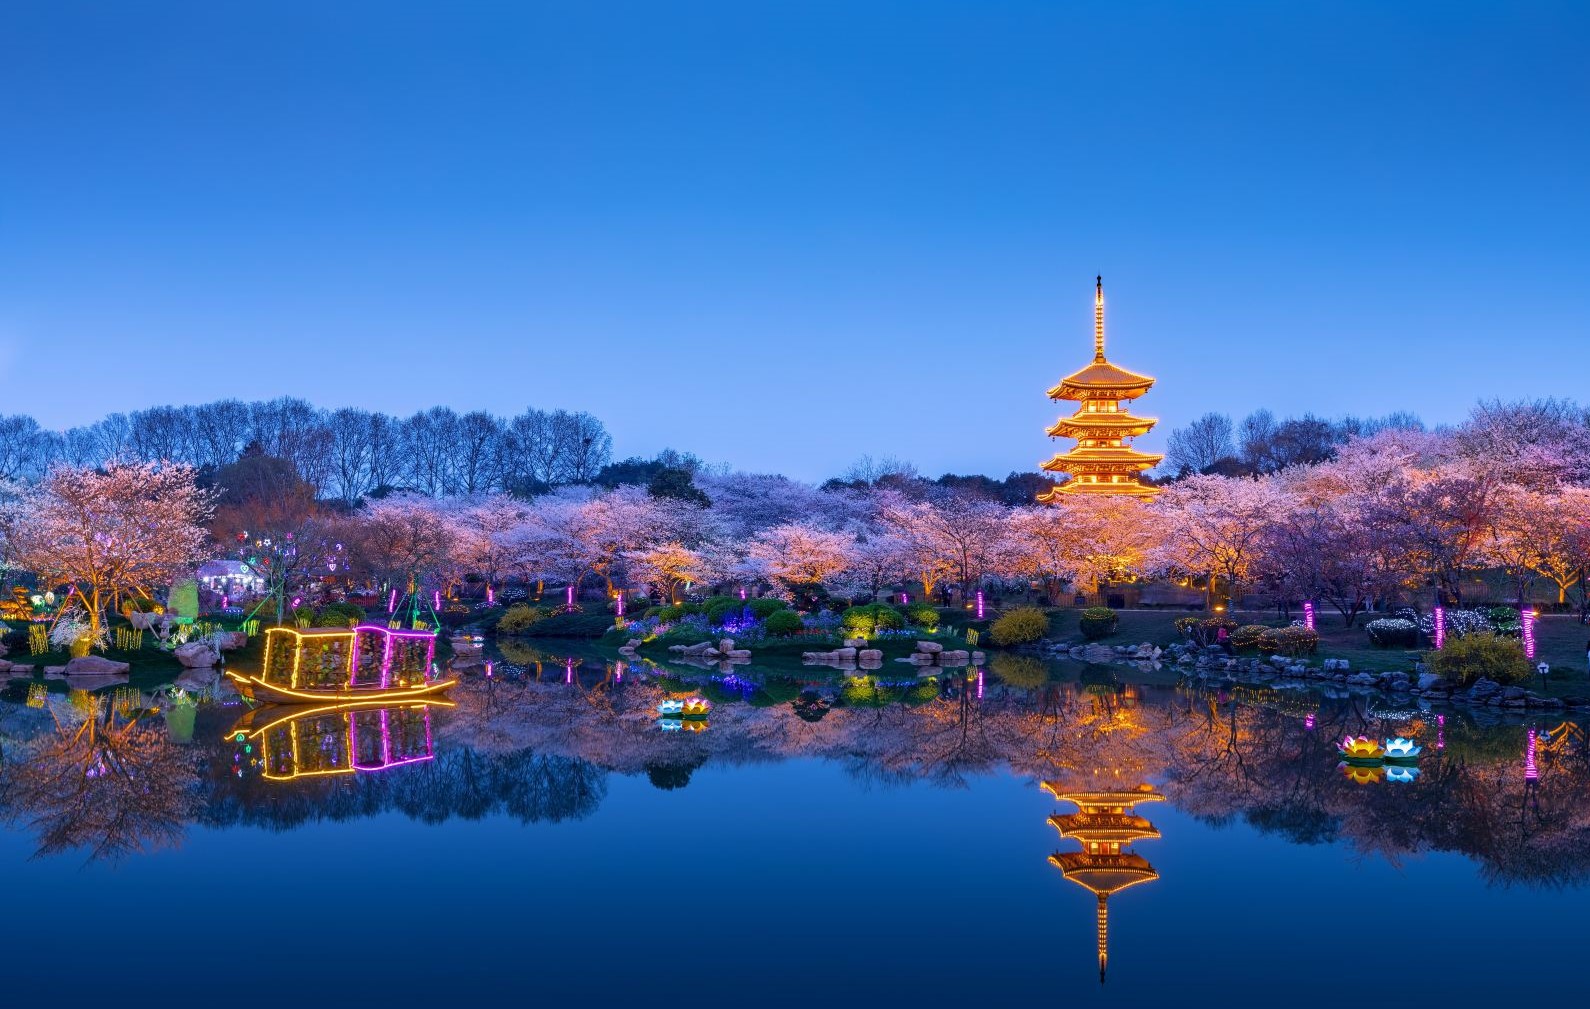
215 631 249 651
1346 672 1377 687
58 673 128 691
916 641 944 654
65 655 132 675
1468 677 1502 699
681 641 713 656
174 641 220 668
703 648 721 659
907 652 936 665
718 639 735 653
1502 686 1527 701
128 611 160 631
843 638 867 649
970 651 986 664
727 649 752 659
1417 672 1443 691
3 664 32 678
859 649 883 663
835 647 858 660
939 650 969 667
626 639 642 649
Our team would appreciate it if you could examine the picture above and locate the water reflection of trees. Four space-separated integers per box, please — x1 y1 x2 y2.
4 665 1589 883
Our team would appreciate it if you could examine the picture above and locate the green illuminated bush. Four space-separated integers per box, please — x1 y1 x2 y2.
1231 624 1270 651
763 610 804 636
1257 625 1318 656
991 606 1050 646
746 597 789 618
1077 606 1119 641
1426 633 1533 687
840 603 905 637
903 604 941 630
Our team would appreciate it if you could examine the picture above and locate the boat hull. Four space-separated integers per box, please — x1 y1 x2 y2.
225 672 457 705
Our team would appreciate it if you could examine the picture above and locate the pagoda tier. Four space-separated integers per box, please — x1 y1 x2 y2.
1039 278 1162 500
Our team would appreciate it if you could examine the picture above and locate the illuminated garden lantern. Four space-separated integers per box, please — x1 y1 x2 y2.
1521 608 1537 660
1433 606 1445 650
1339 763 1383 785
1382 737 1423 763
1302 601 1315 632
976 590 985 621
1385 766 1420 784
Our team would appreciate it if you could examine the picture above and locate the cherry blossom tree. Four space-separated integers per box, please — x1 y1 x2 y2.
1155 474 1284 610
743 522 854 601
2 462 215 637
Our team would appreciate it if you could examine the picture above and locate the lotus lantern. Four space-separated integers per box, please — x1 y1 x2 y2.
1338 735 1385 763
1385 766 1420 783
1339 762 1383 785
1383 737 1423 762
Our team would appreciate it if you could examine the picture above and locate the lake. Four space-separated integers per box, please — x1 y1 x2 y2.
2 647 1585 1006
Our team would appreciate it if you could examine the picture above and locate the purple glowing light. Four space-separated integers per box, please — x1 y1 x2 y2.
901 592 909 605
975 590 984 621
388 588 398 613
616 593 625 617
740 588 747 600
434 590 441 610
1302 601 1315 632
565 657 574 684
566 585 575 610
1433 606 1445 650
1437 714 1445 750
487 585 495 604
976 670 984 699
1525 728 1539 781
1304 713 1315 731
1521 608 1536 660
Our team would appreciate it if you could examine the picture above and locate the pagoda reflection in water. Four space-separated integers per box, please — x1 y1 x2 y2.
228 701 452 782
1042 780 1164 983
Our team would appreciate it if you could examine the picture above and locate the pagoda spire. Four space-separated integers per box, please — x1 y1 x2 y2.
1093 275 1105 363
1096 894 1109 983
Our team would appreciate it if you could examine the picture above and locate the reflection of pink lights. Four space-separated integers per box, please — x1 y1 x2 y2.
485 661 494 678
615 660 624 682
1525 728 1538 781
1304 713 1315 730
976 670 984 699
348 706 437 773
1302 601 1315 632
1433 606 1445 650
1437 713 1445 750
975 591 984 620
487 585 495 604
566 585 574 610
565 657 574 684
616 593 624 617
1522 609 1536 659
388 588 398 613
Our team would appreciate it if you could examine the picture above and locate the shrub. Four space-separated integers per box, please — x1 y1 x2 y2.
1486 606 1522 636
316 602 365 627
121 597 161 614
1426 632 1533 687
746 597 788 619
1415 608 1492 640
496 604 549 635
1077 606 1119 641
990 606 1050 646
903 603 941 630
1231 625 1270 651
1257 625 1319 656
763 610 804 637
1365 618 1418 648
292 605 317 625
653 604 685 621
1175 616 1237 646
840 603 905 637
520 611 615 638
704 596 746 625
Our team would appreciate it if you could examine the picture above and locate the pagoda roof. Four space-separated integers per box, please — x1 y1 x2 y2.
1040 447 1164 472
1049 852 1160 896
1047 413 1158 438
1040 481 1162 501
1048 359 1156 401
1048 812 1162 843
1041 784 1166 808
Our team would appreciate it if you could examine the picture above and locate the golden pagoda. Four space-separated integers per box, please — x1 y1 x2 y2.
1042 781 1164 984
1038 277 1163 500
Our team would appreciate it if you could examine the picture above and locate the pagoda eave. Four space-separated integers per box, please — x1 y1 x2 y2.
1039 482 1162 501
1047 419 1158 439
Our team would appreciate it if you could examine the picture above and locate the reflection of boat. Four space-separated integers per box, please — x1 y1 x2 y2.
226 625 454 704
226 700 453 781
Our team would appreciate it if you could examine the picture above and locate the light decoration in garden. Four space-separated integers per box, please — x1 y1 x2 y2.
565 657 574 683
976 590 985 620
1433 606 1445 649
1385 766 1419 784
658 700 685 716
1038 277 1163 501
1525 728 1538 782
434 590 442 611
1304 713 1315 731
487 585 495 605
1437 714 1445 750
976 670 985 699
740 588 747 600
901 592 909 605
566 585 575 610
388 588 398 613
232 700 449 782
1521 608 1537 659
1302 601 1315 632
251 625 441 692
1340 763 1383 785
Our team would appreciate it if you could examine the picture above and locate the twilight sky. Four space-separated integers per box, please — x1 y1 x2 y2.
2 1 1586 482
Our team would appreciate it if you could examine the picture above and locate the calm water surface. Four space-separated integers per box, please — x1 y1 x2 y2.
2 647 1585 1006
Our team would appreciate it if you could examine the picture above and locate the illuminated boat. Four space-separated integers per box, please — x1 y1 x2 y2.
1337 735 1385 765
225 699 452 781
226 625 455 704
1382 737 1423 764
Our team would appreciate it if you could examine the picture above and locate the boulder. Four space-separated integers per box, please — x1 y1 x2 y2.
835 647 858 660
907 652 936 666
970 651 986 664
1416 672 1443 691
727 649 752 660
128 611 160 631
174 641 220 668
703 648 721 659
938 650 970 667
65 655 131 675
858 649 883 663
718 639 735 654
215 631 249 651
916 641 944 654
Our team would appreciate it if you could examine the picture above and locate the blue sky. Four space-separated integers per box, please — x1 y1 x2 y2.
2 1 1586 481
